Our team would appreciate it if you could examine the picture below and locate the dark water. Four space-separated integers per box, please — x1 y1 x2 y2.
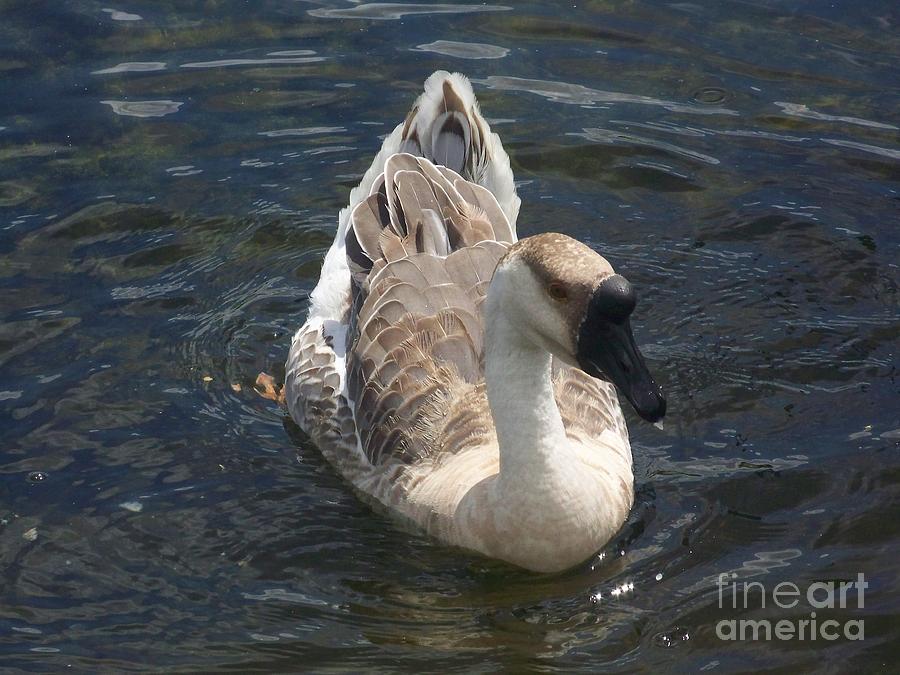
2 0 898 671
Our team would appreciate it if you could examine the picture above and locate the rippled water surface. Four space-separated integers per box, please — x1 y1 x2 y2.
2 1 898 671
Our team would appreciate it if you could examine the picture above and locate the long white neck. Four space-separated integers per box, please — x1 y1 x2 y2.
483 269 569 488
452 260 635 572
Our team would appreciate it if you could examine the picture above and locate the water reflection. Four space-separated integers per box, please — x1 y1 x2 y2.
774 101 898 130
101 99 183 117
477 75 738 116
307 3 512 20
101 8 142 22
181 57 327 69
92 61 167 75
414 40 510 59
258 127 346 138
821 138 900 160
574 127 721 165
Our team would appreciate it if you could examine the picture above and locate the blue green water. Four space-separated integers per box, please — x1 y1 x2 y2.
1 1 898 671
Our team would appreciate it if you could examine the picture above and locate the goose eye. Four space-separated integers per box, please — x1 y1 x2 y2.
548 282 568 301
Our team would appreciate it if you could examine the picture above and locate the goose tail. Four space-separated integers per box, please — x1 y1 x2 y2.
308 71 519 322
397 71 519 225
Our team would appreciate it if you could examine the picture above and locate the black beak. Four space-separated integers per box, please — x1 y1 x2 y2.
576 275 666 423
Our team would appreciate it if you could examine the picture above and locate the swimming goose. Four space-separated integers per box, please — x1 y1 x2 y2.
283 71 666 573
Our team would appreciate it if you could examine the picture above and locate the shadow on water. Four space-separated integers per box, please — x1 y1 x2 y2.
0 0 898 670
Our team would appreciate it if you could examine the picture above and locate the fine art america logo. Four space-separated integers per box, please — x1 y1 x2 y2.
716 573 867 641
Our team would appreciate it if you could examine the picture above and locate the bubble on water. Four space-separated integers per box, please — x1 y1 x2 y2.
27 471 48 483
692 86 727 104
654 627 690 647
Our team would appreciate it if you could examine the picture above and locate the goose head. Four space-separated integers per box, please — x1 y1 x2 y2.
492 233 666 423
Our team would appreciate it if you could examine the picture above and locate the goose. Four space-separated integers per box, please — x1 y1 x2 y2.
280 71 666 573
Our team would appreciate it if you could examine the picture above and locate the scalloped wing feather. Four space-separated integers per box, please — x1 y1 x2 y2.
290 72 520 478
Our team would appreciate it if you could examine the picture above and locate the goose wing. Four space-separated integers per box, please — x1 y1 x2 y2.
553 362 630 455
346 154 511 468
286 71 520 480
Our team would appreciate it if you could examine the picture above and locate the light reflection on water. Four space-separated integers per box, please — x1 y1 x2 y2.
0 0 898 671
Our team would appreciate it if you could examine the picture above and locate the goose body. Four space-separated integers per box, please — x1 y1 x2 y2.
284 71 665 573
